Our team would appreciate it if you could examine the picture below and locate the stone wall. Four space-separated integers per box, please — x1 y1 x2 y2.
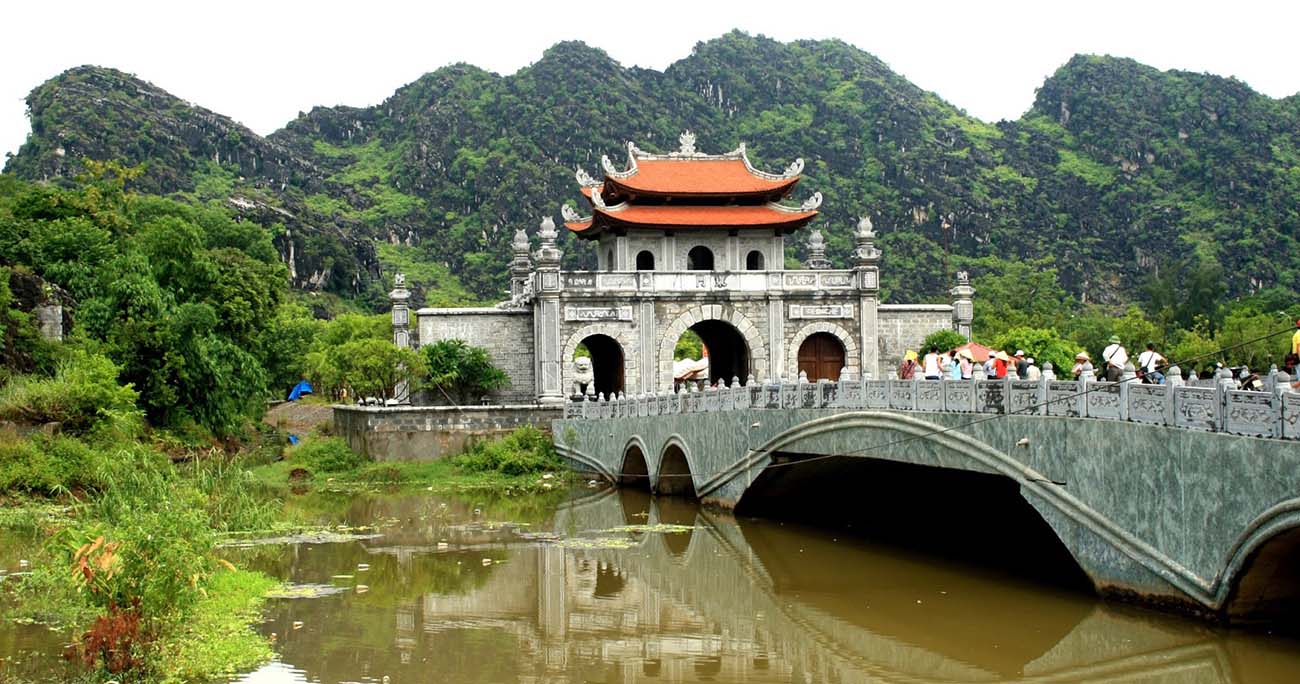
416 307 536 403
334 404 561 461
877 304 954 374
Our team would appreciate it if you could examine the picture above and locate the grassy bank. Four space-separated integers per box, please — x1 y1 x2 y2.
249 427 576 496
0 421 571 682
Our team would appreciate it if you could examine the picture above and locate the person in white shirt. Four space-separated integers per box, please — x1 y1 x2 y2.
1025 358 1041 380
922 346 943 380
1102 335 1128 382
1136 343 1165 384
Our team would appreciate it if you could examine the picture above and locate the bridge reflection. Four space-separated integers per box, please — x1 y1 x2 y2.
246 490 1300 683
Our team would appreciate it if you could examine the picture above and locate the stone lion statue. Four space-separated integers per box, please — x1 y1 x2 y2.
572 357 594 396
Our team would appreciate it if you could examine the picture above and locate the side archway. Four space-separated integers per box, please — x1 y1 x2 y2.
656 437 698 498
621 438 651 489
787 322 859 381
561 324 637 397
657 306 767 391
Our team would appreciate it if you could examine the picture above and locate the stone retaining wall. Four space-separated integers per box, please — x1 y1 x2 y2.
334 404 561 461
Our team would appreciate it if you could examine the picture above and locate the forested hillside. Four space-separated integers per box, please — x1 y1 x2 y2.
6 31 1299 312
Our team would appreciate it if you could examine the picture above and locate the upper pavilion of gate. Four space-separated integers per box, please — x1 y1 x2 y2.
561 131 822 238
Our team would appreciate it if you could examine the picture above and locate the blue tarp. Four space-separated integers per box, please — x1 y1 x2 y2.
288 434 300 446
287 380 314 401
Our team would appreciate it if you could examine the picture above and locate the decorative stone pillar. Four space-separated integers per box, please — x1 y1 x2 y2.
509 227 532 300
852 217 882 379
390 273 412 405
950 271 975 339
804 228 831 270
533 217 566 406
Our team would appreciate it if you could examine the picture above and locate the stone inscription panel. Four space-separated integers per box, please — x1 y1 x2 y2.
789 304 854 320
563 305 633 322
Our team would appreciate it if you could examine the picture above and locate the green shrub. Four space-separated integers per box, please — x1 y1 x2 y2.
921 329 968 353
292 437 365 473
0 435 112 495
454 427 560 476
423 338 507 404
0 349 141 436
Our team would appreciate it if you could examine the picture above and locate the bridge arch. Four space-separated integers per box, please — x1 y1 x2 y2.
718 411 1232 604
1218 499 1300 624
656 436 698 498
562 324 637 397
788 321 859 381
620 437 651 489
658 306 766 390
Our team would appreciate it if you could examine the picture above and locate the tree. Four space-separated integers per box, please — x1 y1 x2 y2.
990 327 1077 375
966 257 1074 341
922 329 967 353
422 339 507 404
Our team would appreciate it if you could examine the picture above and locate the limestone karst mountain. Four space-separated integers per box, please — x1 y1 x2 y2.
6 31 1298 306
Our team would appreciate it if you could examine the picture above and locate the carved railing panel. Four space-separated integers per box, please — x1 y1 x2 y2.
1173 387 1217 432
1225 391 1275 438
1127 384 1169 426
976 381 1005 414
1046 381 1082 417
1284 393 1300 440
889 381 916 411
864 381 889 409
1086 383 1123 420
916 381 945 412
1008 381 1042 415
944 381 974 413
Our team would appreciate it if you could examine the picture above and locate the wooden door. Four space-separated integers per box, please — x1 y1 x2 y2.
798 333 845 382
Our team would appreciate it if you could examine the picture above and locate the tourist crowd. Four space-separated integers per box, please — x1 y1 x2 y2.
898 319 1300 392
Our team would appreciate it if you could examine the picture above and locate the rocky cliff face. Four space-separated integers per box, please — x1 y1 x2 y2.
6 34 1298 305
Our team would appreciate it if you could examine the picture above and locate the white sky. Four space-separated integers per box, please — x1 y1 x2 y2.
2 1 1297 160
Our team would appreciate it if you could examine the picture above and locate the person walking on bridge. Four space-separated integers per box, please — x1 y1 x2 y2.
1137 343 1166 384
922 346 943 380
1102 335 1128 382
898 350 919 380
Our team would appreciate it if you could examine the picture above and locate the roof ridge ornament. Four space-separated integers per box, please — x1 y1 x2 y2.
575 167 600 187
800 192 823 212
591 187 607 210
601 148 638 179
678 130 697 155
560 203 589 223
782 158 805 178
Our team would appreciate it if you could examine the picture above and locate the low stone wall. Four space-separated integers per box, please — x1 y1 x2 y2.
334 404 562 462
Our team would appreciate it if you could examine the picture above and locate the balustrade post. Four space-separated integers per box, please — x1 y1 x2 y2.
1165 366 1184 426
1120 362 1136 421
1215 367 1235 432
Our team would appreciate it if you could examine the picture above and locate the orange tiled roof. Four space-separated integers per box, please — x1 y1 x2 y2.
608 158 797 197
566 204 816 233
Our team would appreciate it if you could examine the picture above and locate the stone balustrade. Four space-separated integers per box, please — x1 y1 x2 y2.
563 363 1300 441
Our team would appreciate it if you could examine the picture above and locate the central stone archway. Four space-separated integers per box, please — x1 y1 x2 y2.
658 306 767 390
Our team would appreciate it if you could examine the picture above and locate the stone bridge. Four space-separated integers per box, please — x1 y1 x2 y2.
552 374 1300 622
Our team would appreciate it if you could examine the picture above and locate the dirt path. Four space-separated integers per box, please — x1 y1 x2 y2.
263 401 334 436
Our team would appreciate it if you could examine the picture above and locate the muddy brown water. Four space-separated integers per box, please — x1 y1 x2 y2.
3 487 1299 683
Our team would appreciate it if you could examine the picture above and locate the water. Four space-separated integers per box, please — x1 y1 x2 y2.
4 487 1300 682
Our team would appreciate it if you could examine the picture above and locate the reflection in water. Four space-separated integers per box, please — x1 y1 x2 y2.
224 488 1300 684
5 487 1299 683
